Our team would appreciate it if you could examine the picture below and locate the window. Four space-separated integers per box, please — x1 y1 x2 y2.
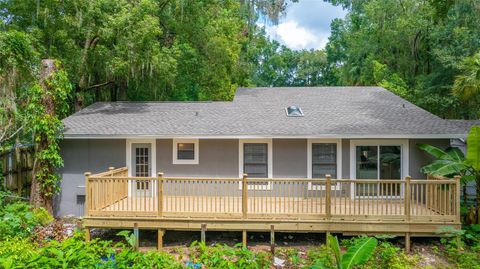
173 139 199 164
244 143 268 178
308 140 341 190
177 143 195 160
239 139 272 190
285 105 304 117
134 146 150 177
312 143 337 178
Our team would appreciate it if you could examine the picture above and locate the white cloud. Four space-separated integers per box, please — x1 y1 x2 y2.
264 20 330 50
257 1 346 50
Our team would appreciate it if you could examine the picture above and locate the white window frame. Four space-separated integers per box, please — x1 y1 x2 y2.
126 139 156 197
172 139 199 164
349 139 409 199
307 139 342 190
239 139 273 190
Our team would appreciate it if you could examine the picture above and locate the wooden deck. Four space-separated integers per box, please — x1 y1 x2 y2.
83 167 461 249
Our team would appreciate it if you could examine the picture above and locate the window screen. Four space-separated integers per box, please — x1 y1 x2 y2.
177 143 195 160
312 143 337 178
244 143 268 178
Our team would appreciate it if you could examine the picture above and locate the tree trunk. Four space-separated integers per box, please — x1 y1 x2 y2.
30 59 57 214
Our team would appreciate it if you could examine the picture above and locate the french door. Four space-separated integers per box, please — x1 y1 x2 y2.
355 145 402 198
131 143 152 197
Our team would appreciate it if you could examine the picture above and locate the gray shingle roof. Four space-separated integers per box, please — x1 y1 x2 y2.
448 120 480 133
63 87 467 138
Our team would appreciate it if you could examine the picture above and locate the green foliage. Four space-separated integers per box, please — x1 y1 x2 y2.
325 0 480 118
466 126 480 171
189 241 270 269
436 226 480 268
418 144 469 177
116 230 137 248
0 201 52 239
312 235 378 269
452 51 480 116
27 65 72 198
362 241 420 269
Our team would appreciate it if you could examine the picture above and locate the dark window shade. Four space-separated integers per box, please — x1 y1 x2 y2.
312 143 337 178
244 143 268 178
177 143 195 160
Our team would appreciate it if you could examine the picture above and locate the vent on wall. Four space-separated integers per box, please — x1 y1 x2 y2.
285 105 304 117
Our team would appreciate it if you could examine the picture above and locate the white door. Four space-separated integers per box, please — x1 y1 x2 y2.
131 143 152 197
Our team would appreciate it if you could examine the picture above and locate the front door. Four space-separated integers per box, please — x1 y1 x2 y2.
131 143 152 197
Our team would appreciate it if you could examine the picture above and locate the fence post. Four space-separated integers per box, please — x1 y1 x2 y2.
326 174 331 219
158 172 164 217
84 172 91 216
405 176 411 221
242 173 248 219
454 175 461 222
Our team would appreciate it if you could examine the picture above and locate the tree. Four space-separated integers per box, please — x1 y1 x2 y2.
29 60 72 213
324 0 480 119
452 52 480 119
0 31 39 147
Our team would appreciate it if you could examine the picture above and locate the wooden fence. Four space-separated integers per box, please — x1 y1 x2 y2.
85 168 461 223
0 145 34 195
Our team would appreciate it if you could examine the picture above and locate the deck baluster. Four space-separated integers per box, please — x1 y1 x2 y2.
326 175 331 219
242 173 248 218
405 176 411 221
158 172 163 217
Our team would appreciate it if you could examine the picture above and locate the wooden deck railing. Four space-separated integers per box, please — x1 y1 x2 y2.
84 168 461 223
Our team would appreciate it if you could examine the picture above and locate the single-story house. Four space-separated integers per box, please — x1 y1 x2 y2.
58 87 468 247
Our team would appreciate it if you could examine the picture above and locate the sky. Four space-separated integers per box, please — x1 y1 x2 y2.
258 0 347 51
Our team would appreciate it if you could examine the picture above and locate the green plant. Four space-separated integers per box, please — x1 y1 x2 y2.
312 235 378 269
117 230 137 248
0 201 50 238
189 241 270 269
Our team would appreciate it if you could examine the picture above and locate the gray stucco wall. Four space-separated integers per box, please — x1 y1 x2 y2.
56 139 126 217
57 137 451 217
409 139 450 179
157 139 239 177
273 139 307 178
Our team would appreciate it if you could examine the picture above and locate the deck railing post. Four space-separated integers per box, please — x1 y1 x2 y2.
84 172 91 216
242 173 248 218
454 175 461 222
326 174 331 219
405 176 411 221
158 172 164 217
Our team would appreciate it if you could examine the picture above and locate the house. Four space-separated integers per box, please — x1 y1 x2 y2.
58 87 467 249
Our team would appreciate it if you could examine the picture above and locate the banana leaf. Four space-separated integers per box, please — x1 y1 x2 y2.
420 159 468 177
341 237 377 269
466 126 480 171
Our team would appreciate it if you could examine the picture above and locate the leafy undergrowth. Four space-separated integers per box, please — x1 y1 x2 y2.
0 198 479 268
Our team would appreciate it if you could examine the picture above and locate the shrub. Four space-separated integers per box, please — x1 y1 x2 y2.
0 201 52 238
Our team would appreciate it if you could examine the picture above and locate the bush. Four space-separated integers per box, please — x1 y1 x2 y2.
0 201 52 238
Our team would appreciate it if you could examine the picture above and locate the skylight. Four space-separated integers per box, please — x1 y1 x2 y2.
285 105 304 117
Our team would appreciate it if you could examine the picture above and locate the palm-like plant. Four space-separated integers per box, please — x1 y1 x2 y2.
453 51 480 101
419 126 480 222
312 235 377 269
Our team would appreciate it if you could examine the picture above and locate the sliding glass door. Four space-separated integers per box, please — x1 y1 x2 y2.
355 145 402 197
